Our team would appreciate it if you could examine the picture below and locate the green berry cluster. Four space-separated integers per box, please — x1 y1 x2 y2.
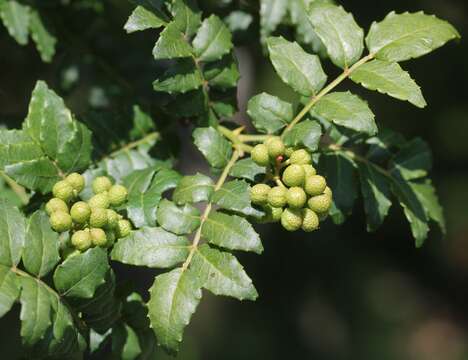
46 174 132 253
250 138 332 232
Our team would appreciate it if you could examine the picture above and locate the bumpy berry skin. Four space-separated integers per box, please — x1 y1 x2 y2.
116 219 132 238
308 194 332 213
286 187 307 208
304 175 327 196
302 209 319 232
65 173 85 193
52 181 74 202
50 211 73 233
70 201 91 224
106 209 119 229
281 208 303 231
45 198 68 215
108 185 128 206
324 186 333 199
90 228 107 247
88 192 110 209
268 186 287 208
89 208 108 228
303 164 317 177
250 184 271 205
267 138 285 159
71 230 92 251
92 176 112 194
251 144 270 166
289 149 312 165
282 164 305 187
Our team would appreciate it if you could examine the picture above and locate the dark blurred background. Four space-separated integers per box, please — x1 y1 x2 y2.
1 0 467 359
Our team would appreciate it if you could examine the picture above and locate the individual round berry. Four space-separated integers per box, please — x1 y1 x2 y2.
92 176 112 194
45 198 68 215
281 208 303 232
108 184 128 207
88 192 110 209
71 230 92 251
50 211 73 233
52 181 74 202
90 228 107 247
70 201 91 224
324 186 333 199
282 164 305 187
106 209 119 229
251 144 270 166
267 186 287 208
304 175 327 196
89 208 108 228
250 184 271 205
289 149 312 165
302 209 319 232
116 219 132 238
303 164 317 177
266 138 285 159
286 187 307 208
308 194 332 213
65 173 85 193
259 205 283 223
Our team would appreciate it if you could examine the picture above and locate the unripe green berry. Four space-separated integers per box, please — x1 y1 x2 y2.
308 194 332 213
285 147 295 158
302 209 319 232
304 175 327 196
324 186 333 199
65 173 85 193
251 144 270 166
116 219 132 238
267 138 285 159
286 187 307 208
281 208 303 232
50 211 73 233
52 181 74 202
282 164 305 187
89 208 108 228
106 209 119 229
250 184 271 205
108 184 128 206
45 198 68 215
70 201 91 224
259 205 283 223
92 176 112 194
289 149 312 165
90 228 107 247
267 186 287 208
88 192 110 209
303 164 317 177
71 230 92 251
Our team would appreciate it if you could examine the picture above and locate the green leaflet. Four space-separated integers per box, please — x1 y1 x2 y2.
247 92 293 134
193 127 232 168
350 59 426 108
267 36 327 97
0 265 20 317
0 0 30 45
156 199 201 235
229 158 265 182
203 54 240 89
4 157 60 193
170 0 201 37
112 323 142 360
0 199 26 267
411 180 446 235
390 138 432 181
173 173 214 204
212 180 264 218
153 21 193 59
29 10 56 63
366 11 460 62
202 211 263 254
193 15 233 62
283 119 322 151
307 3 364 69
153 59 203 94
124 5 166 33
111 227 190 268
259 0 288 41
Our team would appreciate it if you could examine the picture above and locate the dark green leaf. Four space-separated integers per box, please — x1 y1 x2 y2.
112 323 142 360
153 59 203 94
283 119 322 151
124 5 166 33
4 157 60 193
0 265 20 317
0 0 30 45
129 105 155 140
203 54 240 89
157 199 201 235
29 10 56 63
411 180 446 235
247 92 293 134
153 21 193 59
0 199 26 267
229 158 265 182
193 14 233 62
212 180 263 217
260 0 288 40
170 0 201 37
173 173 214 204
193 127 232 168
390 138 431 180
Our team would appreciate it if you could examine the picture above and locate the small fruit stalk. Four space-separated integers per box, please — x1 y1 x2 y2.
45 173 132 256
250 138 332 232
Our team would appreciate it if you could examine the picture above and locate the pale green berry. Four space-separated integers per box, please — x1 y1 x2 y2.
286 187 307 208
50 211 73 233
88 192 110 209
116 219 132 238
65 173 85 193
108 184 128 207
282 164 305 187
71 230 92 251
285 147 295 158
89 208 108 228
45 198 68 215
250 184 271 205
304 175 327 196
258 205 283 223
70 201 91 224
251 144 270 166
267 138 285 159
281 208 302 232
308 194 332 213
106 209 119 229
267 186 287 208
303 164 317 177
90 228 107 247
302 209 319 232
289 149 311 165
92 176 112 194
324 186 333 199
52 181 74 202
